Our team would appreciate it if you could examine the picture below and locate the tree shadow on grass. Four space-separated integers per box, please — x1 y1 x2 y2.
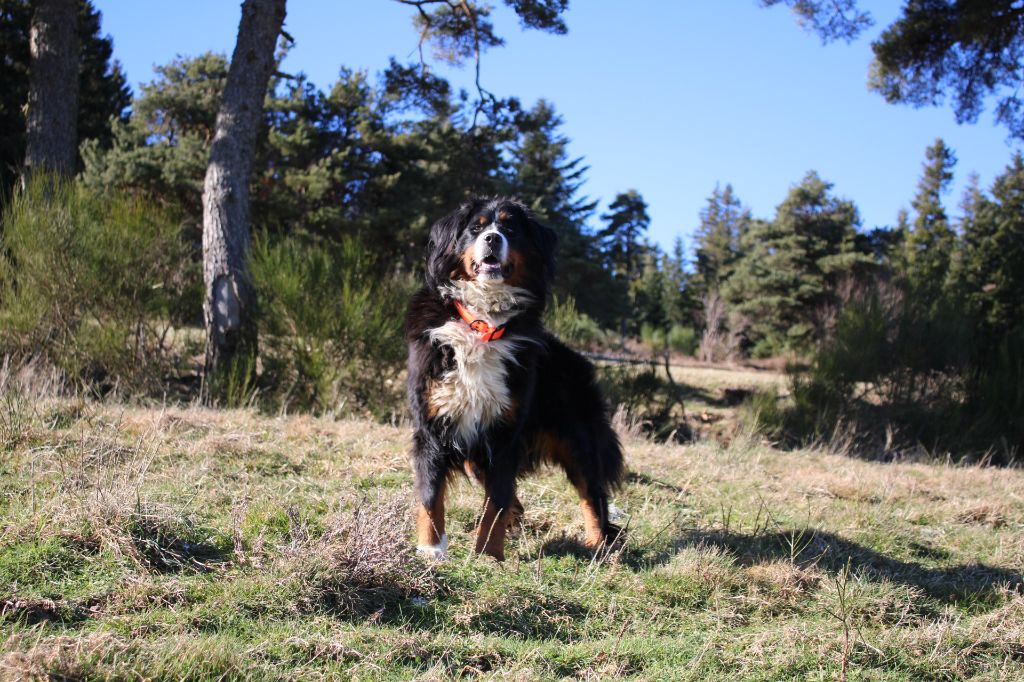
671 527 1022 604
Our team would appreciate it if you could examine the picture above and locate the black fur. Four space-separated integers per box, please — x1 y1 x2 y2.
406 196 625 555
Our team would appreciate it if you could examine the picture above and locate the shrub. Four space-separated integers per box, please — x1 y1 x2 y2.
769 279 1022 459
250 235 413 417
0 175 198 393
545 295 607 349
597 363 689 441
667 324 698 355
738 388 787 441
283 494 438 617
640 323 696 356
639 322 664 351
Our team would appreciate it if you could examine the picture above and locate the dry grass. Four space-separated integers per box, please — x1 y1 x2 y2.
282 493 441 616
1 378 1023 678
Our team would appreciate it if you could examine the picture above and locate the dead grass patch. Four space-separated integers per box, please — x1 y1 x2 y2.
283 493 438 617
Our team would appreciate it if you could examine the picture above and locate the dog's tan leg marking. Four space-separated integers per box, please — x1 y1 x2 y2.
533 431 608 549
464 461 524 538
576 491 606 549
416 478 447 558
474 497 510 561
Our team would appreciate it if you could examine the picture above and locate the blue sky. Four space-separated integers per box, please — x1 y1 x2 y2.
94 1 1020 251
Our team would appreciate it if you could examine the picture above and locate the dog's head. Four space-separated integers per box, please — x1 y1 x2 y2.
424 197 557 297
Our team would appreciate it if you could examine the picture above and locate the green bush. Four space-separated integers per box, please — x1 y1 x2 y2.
545 295 607 349
737 388 787 441
963 328 1024 456
250 235 413 417
769 280 1021 459
667 325 698 355
641 323 697 357
639 322 664 351
0 175 198 393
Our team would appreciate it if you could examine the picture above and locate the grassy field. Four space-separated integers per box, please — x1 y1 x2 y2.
2 368 1023 680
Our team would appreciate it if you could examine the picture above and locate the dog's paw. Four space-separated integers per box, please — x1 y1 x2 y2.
416 533 449 560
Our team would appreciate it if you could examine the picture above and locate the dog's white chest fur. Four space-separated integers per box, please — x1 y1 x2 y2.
427 281 531 444
428 322 518 443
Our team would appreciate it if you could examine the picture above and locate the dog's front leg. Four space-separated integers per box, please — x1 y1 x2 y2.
472 454 519 561
413 447 448 560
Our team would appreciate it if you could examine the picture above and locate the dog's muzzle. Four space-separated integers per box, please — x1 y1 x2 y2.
473 228 508 280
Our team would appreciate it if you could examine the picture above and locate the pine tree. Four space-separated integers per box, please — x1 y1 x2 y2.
955 153 1024 338
947 173 984 297
632 245 667 330
693 183 748 296
905 138 957 306
597 190 650 281
663 237 694 327
724 171 867 353
23 0 80 177
504 100 625 323
76 2 130 152
508 99 595 226
201 0 287 389
80 53 229 221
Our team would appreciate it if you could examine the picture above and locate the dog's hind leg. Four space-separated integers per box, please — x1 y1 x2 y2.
536 432 622 550
564 466 623 550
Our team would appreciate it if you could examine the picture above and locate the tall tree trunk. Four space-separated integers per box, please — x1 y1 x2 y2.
201 0 286 392
24 0 80 177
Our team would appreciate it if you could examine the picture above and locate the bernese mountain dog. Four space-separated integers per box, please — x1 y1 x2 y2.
405 196 625 561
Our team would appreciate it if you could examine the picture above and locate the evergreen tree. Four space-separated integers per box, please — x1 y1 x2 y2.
632 245 669 331
663 237 695 327
81 53 229 221
955 153 1024 339
506 99 624 323
947 172 984 295
725 171 867 353
692 183 748 296
905 138 957 306
80 52 518 262
597 189 650 281
632 238 694 332
855 222 904 269
508 99 594 225
76 2 130 154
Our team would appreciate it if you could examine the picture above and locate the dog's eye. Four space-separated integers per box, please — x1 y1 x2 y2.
477 215 488 226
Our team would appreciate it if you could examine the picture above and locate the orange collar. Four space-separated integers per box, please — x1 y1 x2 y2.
453 300 507 342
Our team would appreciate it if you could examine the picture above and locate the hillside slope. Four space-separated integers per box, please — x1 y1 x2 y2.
1 398 1022 680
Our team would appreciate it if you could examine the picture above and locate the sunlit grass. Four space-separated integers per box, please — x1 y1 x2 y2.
1 386 1022 679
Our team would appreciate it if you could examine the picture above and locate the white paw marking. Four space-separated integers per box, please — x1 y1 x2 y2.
416 533 449 560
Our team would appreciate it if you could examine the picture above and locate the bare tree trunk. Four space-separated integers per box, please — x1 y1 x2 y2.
24 0 80 177
201 0 286 392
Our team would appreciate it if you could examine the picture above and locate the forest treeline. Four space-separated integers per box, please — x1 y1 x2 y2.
1 1 1022 458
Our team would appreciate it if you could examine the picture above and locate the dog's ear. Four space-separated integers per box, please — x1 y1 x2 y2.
425 203 472 288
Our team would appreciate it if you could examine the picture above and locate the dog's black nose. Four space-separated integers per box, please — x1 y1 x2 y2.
484 232 500 246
